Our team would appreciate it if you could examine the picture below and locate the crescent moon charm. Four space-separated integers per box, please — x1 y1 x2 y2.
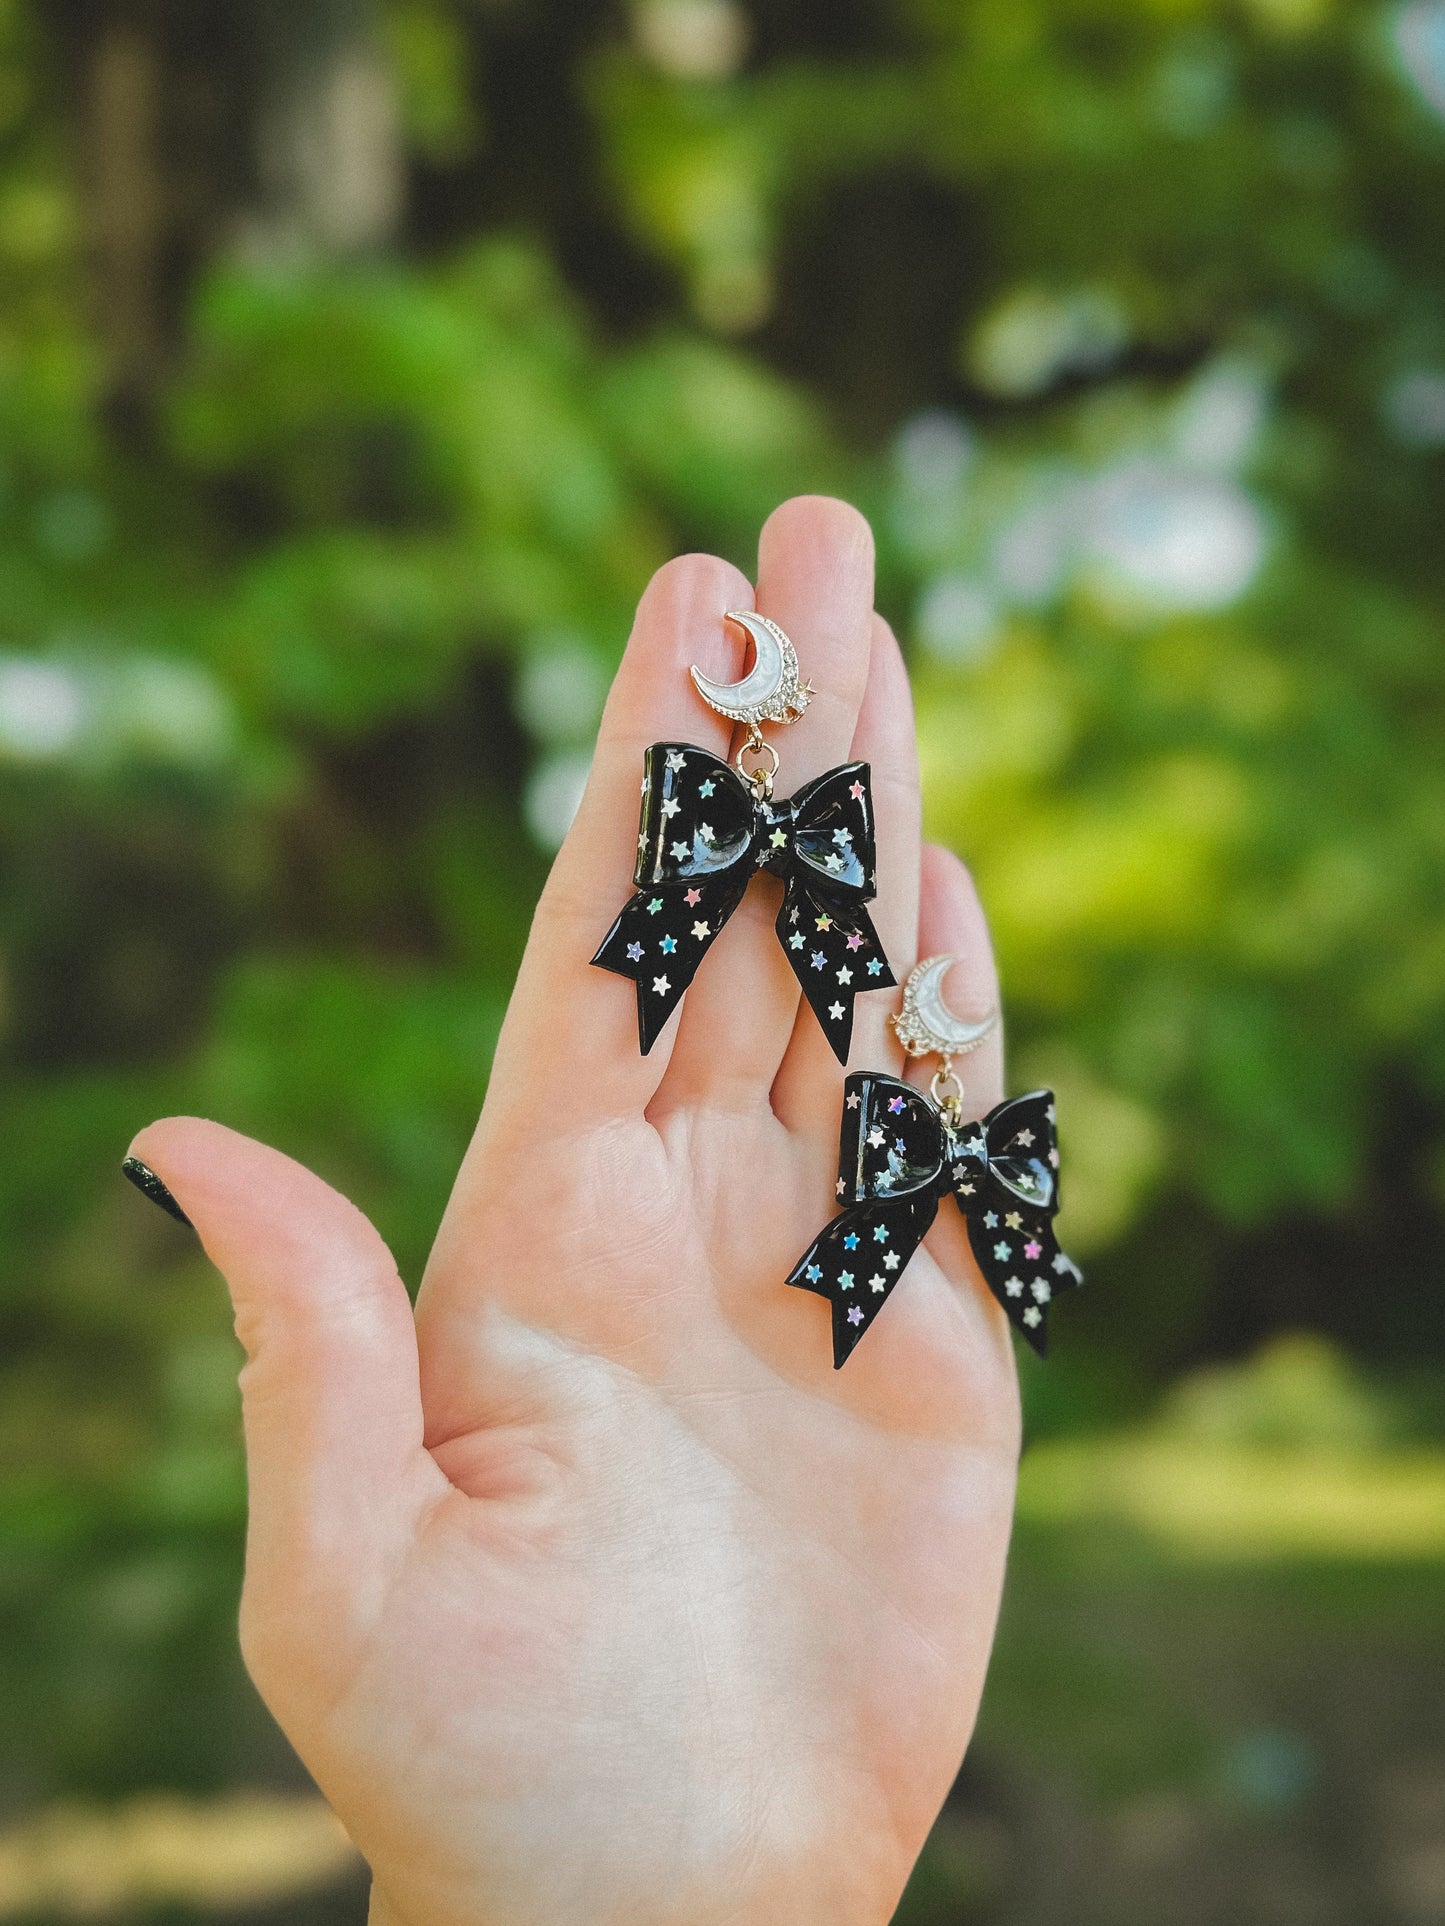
892 955 998 1061
691 611 812 729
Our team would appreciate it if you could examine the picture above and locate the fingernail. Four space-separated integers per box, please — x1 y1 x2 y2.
121 1157 193 1229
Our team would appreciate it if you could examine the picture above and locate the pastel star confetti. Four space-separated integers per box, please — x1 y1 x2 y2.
626 942 643 961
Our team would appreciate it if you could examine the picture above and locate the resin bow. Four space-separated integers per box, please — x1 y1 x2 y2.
788 1075 1082 1367
593 742 895 1059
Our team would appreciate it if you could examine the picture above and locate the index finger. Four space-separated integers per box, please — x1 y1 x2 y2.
480 550 754 1132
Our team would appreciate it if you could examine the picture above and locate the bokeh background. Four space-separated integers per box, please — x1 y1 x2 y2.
1 0 1443 1920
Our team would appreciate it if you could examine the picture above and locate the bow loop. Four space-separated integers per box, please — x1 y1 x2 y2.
838 1073 945 1206
634 745 754 889
981 1090 1061 1213
785 761 879 897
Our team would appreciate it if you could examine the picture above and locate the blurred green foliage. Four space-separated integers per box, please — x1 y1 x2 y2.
2 0 1444 1918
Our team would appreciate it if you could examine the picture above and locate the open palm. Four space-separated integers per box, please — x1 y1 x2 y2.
131 499 1021 1926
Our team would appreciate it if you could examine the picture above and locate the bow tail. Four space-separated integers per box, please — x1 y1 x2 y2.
777 881 897 1065
787 1193 938 1368
952 1176 1083 1359
592 877 747 1053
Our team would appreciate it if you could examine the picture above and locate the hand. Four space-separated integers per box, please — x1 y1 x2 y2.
129 498 1021 1926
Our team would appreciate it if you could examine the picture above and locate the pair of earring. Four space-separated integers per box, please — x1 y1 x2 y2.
594 610 1083 1370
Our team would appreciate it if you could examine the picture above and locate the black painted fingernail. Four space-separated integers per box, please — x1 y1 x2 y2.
121 1157 193 1229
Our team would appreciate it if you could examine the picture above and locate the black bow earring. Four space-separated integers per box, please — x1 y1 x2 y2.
788 955 1084 1368
594 611 897 1060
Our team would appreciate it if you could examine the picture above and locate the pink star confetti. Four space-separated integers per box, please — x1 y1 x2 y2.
845 933 863 951
1024 1240 1042 1260
684 888 701 906
848 781 864 801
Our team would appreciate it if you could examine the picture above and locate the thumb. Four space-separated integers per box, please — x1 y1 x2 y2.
124 1117 445 1680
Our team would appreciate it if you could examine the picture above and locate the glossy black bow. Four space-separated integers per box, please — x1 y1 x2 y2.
788 1075 1082 1367
593 743 896 1059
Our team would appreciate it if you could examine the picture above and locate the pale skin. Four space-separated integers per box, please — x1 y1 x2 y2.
130 498 1022 1926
